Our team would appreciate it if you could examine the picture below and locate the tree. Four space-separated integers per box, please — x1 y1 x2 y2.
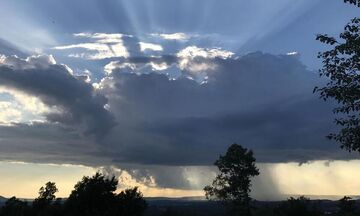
65 172 118 216
33 182 58 208
315 17 360 151
32 182 59 216
344 0 360 6
1 197 29 216
274 196 323 216
337 196 357 216
117 187 148 216
204 143 259 216
65 172 148 216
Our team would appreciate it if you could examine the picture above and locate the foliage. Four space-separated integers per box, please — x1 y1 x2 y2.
117 187 148 216
65 172 147 216
65 172 118 216
32 182 60 216
337 196 357 216
274 196 323 216
0 173 148 216
344 0 360 6
315 17 360 151
204 143 259 216
32 182 58 209
0 197 29 216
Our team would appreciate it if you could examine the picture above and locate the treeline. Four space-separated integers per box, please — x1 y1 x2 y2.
0 172 147 216
268 196 359 216
148 196 360 216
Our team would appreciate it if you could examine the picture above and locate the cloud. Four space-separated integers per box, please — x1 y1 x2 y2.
0 55 115 137
54 33 165 60
73 33 128 43
176 46 234 81
94 52 347 167
139 42 163 52
286 51 299 56
0 52 352 192
177 46 234 59
0 101 22 124
103 55 176 75
0 86 50 124
152 33 190 41
54 33 131 60
103 46 234 81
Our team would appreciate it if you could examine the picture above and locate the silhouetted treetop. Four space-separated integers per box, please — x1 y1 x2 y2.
65 172 147 216
65 172 118 216
117 187 148 216
204 143 259 216
274 196 323 216
37 182 58 201
33 181 58 211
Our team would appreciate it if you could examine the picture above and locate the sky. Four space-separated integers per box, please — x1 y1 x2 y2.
0 0 359 199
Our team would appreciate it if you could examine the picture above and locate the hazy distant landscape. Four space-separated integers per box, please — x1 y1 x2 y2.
2 195 360 216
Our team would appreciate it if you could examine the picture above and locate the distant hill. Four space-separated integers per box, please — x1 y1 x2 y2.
146 196 206 201
0 196 7 206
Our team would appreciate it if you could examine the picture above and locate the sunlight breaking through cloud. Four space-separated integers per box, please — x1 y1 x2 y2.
54 33 131 59
151 32 190 41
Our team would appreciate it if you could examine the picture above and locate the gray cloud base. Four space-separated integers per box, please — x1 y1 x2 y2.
99 52 347 165
0 52 356 191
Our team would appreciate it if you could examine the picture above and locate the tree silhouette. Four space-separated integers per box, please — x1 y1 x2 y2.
274 196 323 216
33 182 58 208
315 17 360 151
204 143 259 216
0 197 29 216
117 187 148 216
32 182 59 216
65 172 147 216
65 172 118 216
337 196 357 216
344 0 360 6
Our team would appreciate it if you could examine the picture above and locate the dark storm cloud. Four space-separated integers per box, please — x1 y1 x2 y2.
0 122 113 166
0 55 115 137
0 52 357 192
0 52 355 169
96 52 354 166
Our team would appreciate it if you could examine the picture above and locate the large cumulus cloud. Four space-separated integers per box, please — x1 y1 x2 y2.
97 52 346 166
0 55 115 137
0 51 354 192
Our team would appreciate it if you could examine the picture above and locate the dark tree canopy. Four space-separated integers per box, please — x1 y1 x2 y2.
1 197 29 216
337 196 357 216
117 187 148 216
315 17 360 151
33 182 58 205
344 0 360 6
204 143 259 216
32 182 63 216
65 172 147 216
274 196 323 216
32 181 59 215
65 172 118 216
